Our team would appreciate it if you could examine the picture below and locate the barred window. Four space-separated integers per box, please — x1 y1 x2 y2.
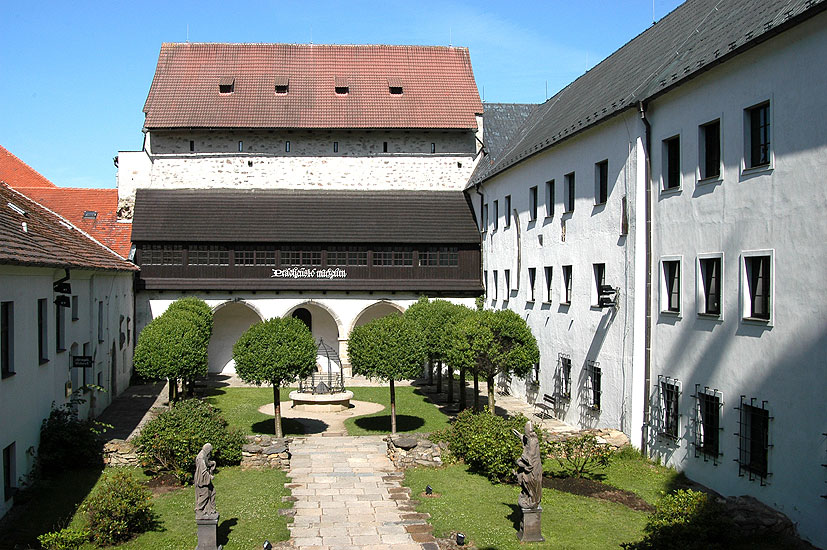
693 385 722 463
235 247 276 266
281 249 321 267
657 376 680 440
141 244 183 265
586 360 601 411
188 245 228 266
557 354 572 400
736 396 771 483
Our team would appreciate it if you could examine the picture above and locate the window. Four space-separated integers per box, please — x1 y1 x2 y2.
282 249 322 267
661 259 681 313
372 250 412 267
595 160 608 204
545 180 554 217
504 195 511 228
587 360 601 411
746 102 770 168
529 186 538 221
142 244 184 266
431 143 436 154
218 78 234 94
235 247 276 266
493 270 498 301
188 245 229 266
483 270 488 296
335 85 349 95
693 385 722 462
544 266 553 302
274 77 289 94
238 141 243 152
493 200 499 231
37 298 48 363
332 141 339 153
71 295 79 321
562 265 572 304
663 135 681 190
419 247 458 267
564 172 575 212
285 141 290 153
528 268 536 302
97 300 104 343
558 354 571 400
504 270 511 296
743 253 771 320
383 141 388 153
82 342 91 386
737 397 771 482
698 256 722 316
275 84 288 94
658 376 680 440
55 302 65 353
482 203 489 233
328 247 368 266
1 302 13 378
479 195 486 232
700 119 721 179
189 140 195 152
389 86 403 95
3 442 15 501
592 263 605 307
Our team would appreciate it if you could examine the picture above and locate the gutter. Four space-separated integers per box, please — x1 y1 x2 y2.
639 101 652 454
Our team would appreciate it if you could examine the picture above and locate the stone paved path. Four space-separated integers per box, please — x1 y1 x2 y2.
286 436 434 550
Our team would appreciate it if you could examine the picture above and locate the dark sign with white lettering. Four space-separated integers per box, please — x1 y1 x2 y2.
72 356 93 369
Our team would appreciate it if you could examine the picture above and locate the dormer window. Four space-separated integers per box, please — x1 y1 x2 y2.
274 76 289 94
218 76 235 94
388 78 403 95
83 211 97 219
335 76 349 95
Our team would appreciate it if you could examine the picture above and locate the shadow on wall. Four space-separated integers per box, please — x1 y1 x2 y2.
208 301 263 374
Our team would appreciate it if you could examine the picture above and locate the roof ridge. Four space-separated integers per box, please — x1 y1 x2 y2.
162 42 470 50
0 145 57 188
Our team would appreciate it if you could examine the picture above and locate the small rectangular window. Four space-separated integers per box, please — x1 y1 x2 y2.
504 195 511 228
37 298 48 363
334 77 349 95
493 200 499 231
745 255 771 320
479 194 486 232
383 142 388 153
593 263 606 307
558 354 572 399
663 135 681 190
285 141 291 153
238 141 243 152
1 302 13 378
662 260 681 313
545 180 554 217
275 84 288 94
55 302 65 353
98 300 104 343
3 442 15 501
528 268 536 302
658 376 680 439
389 86 403 95
483 270 488 296
565 172 575 212
544 266 553 302
431 143 436 154
595 160 608 204
737 397 770 481
698 257 722 315
694 386 722 461
504 269 511 296
482 203 489 233
700 120 721 179
493 270 498 301
218 79 234 94
333 142 339 153
746 102 770 168
189 140 195 152
562 265 573 304
529 186 538 221
587 360 601 411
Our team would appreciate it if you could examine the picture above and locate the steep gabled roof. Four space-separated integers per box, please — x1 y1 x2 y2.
470 103 537 185
473 0 826 185
143 43 483 130
21 187 132 258
0 145 56 189
132 188 481 244
0 184 137 272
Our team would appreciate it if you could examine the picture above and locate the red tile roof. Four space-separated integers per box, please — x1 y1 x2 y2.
0 145 57 189
0 184 137 272
143 43 483 130
22 187 133 258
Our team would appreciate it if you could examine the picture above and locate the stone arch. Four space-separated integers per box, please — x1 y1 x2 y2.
349 300 405 333
208 300 264 374
284 301 342 366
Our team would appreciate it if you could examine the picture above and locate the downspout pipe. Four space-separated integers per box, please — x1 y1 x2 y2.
639 101 652 455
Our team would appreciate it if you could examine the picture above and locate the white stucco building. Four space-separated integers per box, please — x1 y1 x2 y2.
470 0 827 545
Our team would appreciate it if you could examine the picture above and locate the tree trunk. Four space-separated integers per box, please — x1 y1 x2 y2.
167 378 175 408
487 375 496 414
459 366 467 410
428 360 434 386
273 384 283 439
446 362 454 403
473 372 480 412
390 379 397 434
436 360 442 394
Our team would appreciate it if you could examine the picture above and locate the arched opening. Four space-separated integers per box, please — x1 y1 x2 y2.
351 301 404 331
286 302 341 372
291 307 312 332
208 301 263 374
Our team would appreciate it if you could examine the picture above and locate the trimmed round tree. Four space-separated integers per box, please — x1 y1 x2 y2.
232 317 316 438
348 314 426 434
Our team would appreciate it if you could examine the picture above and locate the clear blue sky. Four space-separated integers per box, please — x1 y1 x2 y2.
0 0 682 189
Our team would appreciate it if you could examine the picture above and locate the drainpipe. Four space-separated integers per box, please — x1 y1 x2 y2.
639 101 652 455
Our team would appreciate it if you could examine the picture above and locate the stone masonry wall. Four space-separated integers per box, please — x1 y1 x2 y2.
241 435 290 470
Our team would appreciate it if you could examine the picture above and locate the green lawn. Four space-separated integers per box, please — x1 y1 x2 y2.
204 385 453 436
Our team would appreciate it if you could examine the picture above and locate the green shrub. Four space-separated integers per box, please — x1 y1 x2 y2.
82 470 153 546
37 527 90 550
622 489 732 550
134 398 243 483
38 403 106 473
433 409 548 482
548 434 614 478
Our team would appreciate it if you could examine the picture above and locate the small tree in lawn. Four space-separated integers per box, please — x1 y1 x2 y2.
232 317 316 438
348 314 426 434
451 309 539 414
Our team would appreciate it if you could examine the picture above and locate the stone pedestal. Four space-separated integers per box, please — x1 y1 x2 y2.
517 506 544 542
196 516 222 550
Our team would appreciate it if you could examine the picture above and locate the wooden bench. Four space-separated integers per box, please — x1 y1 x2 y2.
534 393 555 420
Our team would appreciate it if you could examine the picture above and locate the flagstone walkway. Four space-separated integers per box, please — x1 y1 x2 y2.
285 435 436 550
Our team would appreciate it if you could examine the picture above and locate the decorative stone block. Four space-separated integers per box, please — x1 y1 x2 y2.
517 506 544 543
196 516 222 550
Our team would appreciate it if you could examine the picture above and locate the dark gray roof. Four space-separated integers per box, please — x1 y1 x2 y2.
469 103 537 184
132 188 481 244
472 0 826 185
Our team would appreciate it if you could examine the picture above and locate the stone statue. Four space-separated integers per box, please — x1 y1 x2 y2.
194 443 218 519
513 421 542 509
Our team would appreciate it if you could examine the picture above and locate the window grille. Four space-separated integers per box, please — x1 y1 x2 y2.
142 244 183 266
735 396 772 484
556 353 571 400
372 250 412 267
419 247 458 267
657 375 681 440
692 385 723 464
327 247 367 266
235 247 276 266
281 248 321 267
189 245 229 266
586 360 601 411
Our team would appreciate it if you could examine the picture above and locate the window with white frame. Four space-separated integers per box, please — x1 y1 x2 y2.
504 195 511 228
660 258 681 314
742 252 772 321
693 385 723 463
545 180 554 217
544 266 553 303
657 375 680 440
528 268 536 302
699 119 721 180
663 135 681 190
697 255 722 316
745 101 770 169
562 265 572 304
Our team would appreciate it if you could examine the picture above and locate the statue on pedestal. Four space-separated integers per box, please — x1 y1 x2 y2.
194 443 218 520
513 421 545 542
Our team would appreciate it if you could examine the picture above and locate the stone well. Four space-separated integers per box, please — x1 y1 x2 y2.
288 389 354 412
